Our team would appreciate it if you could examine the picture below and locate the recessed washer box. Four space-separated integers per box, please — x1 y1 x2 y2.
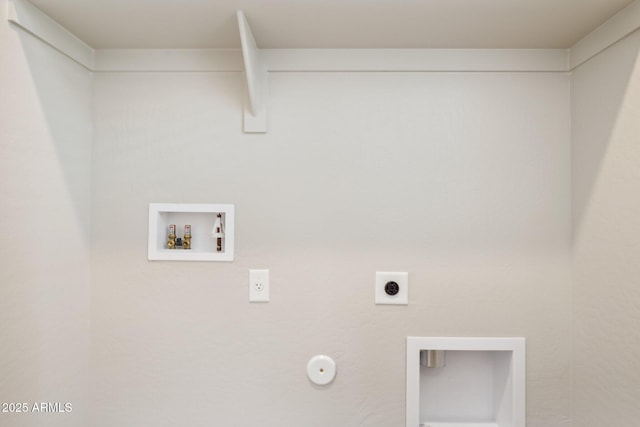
407 337 525 427
148 203 234 261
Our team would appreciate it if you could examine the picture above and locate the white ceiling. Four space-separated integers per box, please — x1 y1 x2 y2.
27 0 635 50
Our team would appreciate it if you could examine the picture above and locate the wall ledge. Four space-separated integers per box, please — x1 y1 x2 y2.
570 0 640 70
93 48 569 73
11 0 640 74
7 0 94 69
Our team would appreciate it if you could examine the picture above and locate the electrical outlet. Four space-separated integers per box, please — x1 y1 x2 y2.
375 272 408 305
249 269 269 302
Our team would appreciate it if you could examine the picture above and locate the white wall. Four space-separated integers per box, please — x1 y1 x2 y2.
90 70 572 426
571 30 640 426
6 3 640 425
0 0 92 425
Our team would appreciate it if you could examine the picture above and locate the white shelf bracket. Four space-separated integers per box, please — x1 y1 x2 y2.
237 10 268 133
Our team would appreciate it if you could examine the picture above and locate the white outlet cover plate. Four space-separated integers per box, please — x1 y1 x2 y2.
375 271 408 305
249 269 269 302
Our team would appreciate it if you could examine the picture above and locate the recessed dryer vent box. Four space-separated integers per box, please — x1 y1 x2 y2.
406 337 525 427
148 203 234 261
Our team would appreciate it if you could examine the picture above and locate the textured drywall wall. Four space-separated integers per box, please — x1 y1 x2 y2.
572 30 640 426
91 70 572 426
0 0 92 425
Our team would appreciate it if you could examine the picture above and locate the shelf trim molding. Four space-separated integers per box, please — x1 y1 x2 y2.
93 49 244 72
12 0 640 75
7 0 95 70
90 48 569 73
570 0 640 70
262 49 569 72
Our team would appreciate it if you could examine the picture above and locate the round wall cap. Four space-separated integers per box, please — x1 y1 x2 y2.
306 355 336 385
